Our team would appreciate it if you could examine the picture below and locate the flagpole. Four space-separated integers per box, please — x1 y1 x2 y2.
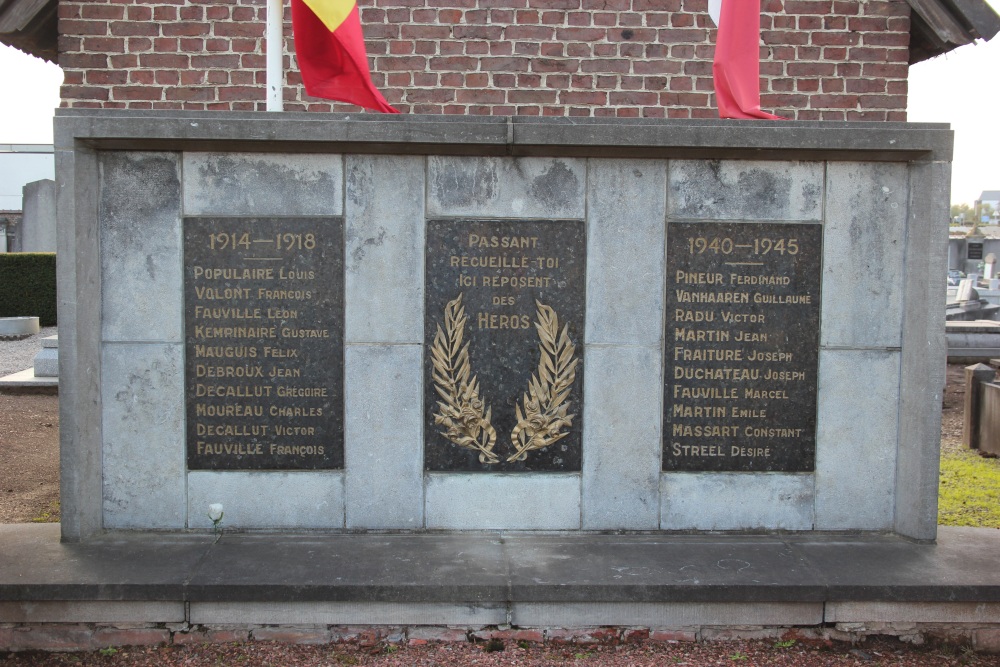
266 0 284 111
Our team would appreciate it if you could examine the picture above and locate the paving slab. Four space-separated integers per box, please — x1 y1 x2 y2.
0 368 58 389
0 524 212 601
2 525 1000 609
187 533 509 603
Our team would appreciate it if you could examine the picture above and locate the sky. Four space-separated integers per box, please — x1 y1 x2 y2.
1 8 999 206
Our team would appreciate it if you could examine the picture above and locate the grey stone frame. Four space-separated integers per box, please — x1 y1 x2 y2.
55 110 952 541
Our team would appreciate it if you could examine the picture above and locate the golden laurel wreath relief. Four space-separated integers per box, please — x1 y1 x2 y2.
431 293 578 465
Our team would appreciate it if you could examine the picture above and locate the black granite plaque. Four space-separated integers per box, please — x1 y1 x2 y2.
663 222 821 472
184 217 344 470
425 219 585 472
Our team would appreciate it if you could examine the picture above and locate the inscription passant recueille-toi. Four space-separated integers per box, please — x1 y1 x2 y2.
664 222 821 472
425 219 586 472
184 217 344 470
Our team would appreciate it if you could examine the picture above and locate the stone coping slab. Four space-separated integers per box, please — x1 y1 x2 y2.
0 368 58 389
2 525 999 605
54 109 953 162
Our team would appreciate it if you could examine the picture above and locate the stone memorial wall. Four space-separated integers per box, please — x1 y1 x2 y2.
56 111 949 541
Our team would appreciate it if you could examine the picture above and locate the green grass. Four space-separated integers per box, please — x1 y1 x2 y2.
938 449 1000 528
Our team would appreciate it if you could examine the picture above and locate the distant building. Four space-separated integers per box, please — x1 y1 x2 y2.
0 210 22 253
0 145 54 211
979 190 1000 211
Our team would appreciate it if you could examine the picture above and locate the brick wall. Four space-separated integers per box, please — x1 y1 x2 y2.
57 0 910 120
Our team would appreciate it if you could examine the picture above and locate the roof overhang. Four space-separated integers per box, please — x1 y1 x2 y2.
908 0 1000 63
0 0 56 63
0 0 997 68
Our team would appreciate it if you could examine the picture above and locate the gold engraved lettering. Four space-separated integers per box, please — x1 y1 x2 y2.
671 424 738 437
676 271 725 285
277 268 315 280
674 309 715 323
270 444 325 455
729 274 790 286
276 386 327 397
763 369 806 381
477 313 532 330
731 446 771 457
269 405 323 417
743 426 803 438
674 328 730 342
192 267 274 281
732 407 767 418
430 293 499 465
257 288 313 300
752 293 811 304
195 364 263 378
194 306 261 319
450 255 530 269
468 234 539 249
196 441 264 455
508 301 578 463
673 347 744 362
194 286 252 300
269 367 302 378
274 425 315 436
735 331 768 342
743 388 789 400
671 443 727 457
674 290 749 304
721 311 764 323
263 347 298 358
672 404 728 418
675 367 759 381
194 345 257 358
281 327 329 338
746 350 793 362
195 404 264 418
480 275 553 289
196 424 269 436
673 386 739 399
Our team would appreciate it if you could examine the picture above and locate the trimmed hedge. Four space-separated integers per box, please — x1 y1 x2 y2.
0 253 57 326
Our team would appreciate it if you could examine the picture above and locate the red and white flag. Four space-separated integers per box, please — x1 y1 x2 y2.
709 0 783 120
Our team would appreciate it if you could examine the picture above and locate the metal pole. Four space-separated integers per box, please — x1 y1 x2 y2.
266 0 284 111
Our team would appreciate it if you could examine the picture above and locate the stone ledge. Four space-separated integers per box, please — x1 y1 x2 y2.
2 525 1000 606
54 110 953 162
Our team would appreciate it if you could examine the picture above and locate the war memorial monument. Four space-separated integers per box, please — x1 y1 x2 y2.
3 0 1000 652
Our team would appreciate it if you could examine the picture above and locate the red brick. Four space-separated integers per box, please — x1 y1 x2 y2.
60 19 110 36
172 629 250 645
112 86 164 101
128 70 156 86
123 3 150 21
559 90 607 104
166 87 216 101
110 20 158 36
811 31 859 46
252 628 332 644
0 625 95 652
93 628 170 648
61 85 111 100
163 23 210 37
532 58 579 73
86 70 128 85
784 0 833 14
649 630 698 642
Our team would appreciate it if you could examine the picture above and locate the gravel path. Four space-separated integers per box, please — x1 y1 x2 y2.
0 327 57 377
2 637 999 666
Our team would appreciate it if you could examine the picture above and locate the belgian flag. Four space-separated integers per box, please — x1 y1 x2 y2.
291 0 398 113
